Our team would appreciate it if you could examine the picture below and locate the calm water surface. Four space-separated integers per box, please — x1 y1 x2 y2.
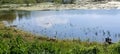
1 10 120 42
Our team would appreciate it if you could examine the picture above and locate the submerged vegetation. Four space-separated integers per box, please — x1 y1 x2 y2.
0 22 120 54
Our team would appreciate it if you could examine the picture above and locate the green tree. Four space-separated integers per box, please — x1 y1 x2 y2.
70 0 75 4
53 0 63 4
14 0 24 4
0 0 2 7
24 0 36 6
35 0 46 3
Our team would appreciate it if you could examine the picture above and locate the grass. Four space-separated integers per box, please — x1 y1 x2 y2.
0 22 120 54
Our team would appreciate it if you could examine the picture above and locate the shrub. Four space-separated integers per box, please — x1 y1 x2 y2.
108 43 120 54
3 32 13 38
68 46 100 54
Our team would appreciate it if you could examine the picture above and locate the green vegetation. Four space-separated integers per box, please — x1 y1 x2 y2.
0 0 75 5
0 22 120 54
0 0 35 4
53 0 63 4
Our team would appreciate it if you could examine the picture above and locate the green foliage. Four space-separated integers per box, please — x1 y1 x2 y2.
35 0 46 3
0 32 102 54
68 46 100 54
108 43 120 54
0 0 76 4
3 32 13 38
9 36 28 54
24 0 36 6
53 0 63 4
0 0 36 4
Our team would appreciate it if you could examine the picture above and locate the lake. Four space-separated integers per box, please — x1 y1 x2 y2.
1 10 120 42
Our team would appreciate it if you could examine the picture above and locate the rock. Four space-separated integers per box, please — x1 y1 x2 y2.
105 37 113 44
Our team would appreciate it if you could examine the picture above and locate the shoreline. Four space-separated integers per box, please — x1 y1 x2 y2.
1 1 120 11
0 21 102 43
0 21 120 54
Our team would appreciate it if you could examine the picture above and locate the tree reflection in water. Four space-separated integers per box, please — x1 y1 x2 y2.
0 10 16 23
17 10 31 20
0 10 31 23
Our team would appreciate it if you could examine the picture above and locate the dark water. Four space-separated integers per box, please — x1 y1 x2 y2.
1 10 120 42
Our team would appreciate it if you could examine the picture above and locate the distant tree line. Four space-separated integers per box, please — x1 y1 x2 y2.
0 0 77 7
93 0 120 2
0 0 75 4
0 0 119 6
0 0 36 4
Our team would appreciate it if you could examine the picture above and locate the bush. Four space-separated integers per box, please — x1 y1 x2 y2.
3 32 13 38
108 43 120 54
9 35 28 54
68 46 100 54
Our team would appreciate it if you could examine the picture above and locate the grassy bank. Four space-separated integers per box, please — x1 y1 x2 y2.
0 22 120 54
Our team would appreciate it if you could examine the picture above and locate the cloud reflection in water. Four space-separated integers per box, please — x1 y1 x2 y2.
35 16 69 28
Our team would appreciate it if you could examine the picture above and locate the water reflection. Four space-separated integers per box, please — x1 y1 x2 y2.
1 10 120 42
0 10 16 23
35 16 68 28
17 11 31 19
